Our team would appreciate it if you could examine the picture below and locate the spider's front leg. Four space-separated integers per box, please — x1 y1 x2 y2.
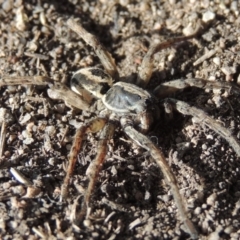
121 120 199 239
61 118 115 223
61 118 107 198
166 98 240 157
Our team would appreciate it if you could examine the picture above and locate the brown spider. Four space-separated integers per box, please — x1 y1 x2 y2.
2 19 240 239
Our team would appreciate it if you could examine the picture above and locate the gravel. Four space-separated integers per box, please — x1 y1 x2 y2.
0 0 240 239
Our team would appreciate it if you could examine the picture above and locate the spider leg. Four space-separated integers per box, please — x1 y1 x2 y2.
137 22 202 88
0 75 52 86
67 19 119 81
154 78 240 98
47 81 90 110
0 76 90 110
76 121 115 223
121 121 198 239
61 118 108 199
167 98 240 157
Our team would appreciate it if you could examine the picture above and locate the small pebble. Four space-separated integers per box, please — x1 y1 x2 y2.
202 10 216 23
2 0 14 12
221 66 237 81
207 193 217 206
182 23 195 36
213 57 221 66
194 207 202 215
224 226 234 235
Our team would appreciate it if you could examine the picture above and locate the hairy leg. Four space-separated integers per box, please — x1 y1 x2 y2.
67 19 119 81
122 121 198 239
0 75 52 86
167 98 240 157
154 78 240 98
76 121 115 223
61 118 108 199
137 22 202 88
0 75 90 110
47 81 90 110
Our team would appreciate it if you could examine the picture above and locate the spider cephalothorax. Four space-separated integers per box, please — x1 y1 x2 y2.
2 19 240 239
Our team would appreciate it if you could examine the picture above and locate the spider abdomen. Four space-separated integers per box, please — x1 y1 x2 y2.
102 82 153 113
70 67 113 100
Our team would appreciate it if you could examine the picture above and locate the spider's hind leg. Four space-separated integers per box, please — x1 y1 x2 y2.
167 98 240 157
67 19 119 81
0 75 52 86
0 75 90 110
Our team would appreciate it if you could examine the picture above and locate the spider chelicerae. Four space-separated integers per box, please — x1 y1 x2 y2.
2 19 240 239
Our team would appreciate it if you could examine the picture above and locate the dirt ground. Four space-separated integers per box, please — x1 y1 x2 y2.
1 0 240 239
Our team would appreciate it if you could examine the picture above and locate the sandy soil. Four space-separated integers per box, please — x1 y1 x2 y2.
0 0 240 239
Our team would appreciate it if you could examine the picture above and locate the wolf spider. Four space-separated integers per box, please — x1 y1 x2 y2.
2 19 240 239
